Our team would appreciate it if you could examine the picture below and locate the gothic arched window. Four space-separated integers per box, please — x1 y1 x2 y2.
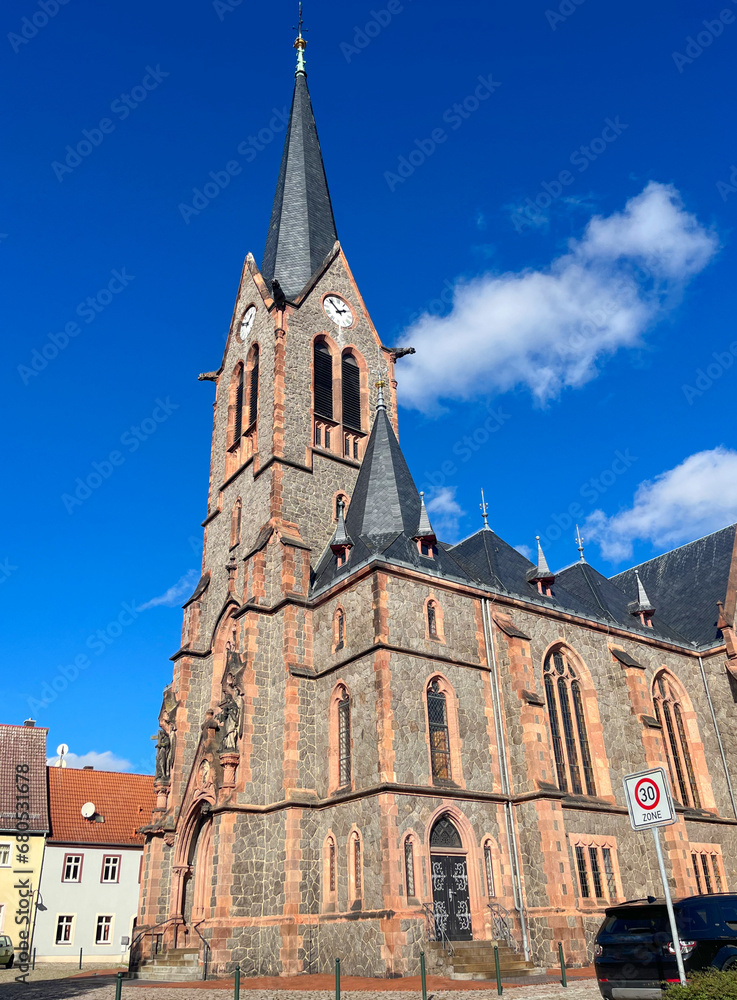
247 344 259 427
334 608 345 652
483 841 495 897
404 836 416 897
350 832 362 901
427 680 451 780
337 685 351 788
544 649 596 797
341 352 361 431
327 836 336 893
230 498 242 548
231 364 244 445
314 341 334 420
429 814 462 848
427 600 438 639
653 672 701 808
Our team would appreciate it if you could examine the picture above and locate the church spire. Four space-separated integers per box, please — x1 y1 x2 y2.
261 13 338 300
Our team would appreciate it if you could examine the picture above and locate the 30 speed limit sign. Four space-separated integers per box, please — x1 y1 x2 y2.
623 767 676 830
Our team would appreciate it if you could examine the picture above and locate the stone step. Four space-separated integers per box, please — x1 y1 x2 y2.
130 970 202 982
453 961 533 973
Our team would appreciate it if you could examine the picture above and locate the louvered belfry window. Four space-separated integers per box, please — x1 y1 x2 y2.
341 353 361 430
314 341 333 419
338 687 351 787
653 672 701 808
248 345 259 426
427 680 451 780
233 366 244 442
543 650 596 797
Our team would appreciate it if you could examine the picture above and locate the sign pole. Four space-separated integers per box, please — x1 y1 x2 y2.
652 827 686 987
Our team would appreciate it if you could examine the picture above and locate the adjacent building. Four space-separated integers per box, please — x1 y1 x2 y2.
0 722 49 968
33 767 155 963
135 27 737 981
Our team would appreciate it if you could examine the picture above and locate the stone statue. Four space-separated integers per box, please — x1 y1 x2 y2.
155 728 172 781
217 693 240 752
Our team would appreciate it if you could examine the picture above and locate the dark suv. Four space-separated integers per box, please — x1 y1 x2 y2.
595 894 737 998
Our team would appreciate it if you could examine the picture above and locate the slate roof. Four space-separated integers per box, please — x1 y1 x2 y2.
261 69 338 300
0 723 49 835
611 524 737 648
47 767 155 847
311 402 472 593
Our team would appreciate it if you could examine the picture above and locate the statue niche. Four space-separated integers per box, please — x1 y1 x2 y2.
216 649 246 791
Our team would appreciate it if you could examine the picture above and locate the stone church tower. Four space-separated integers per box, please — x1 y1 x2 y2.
137 28 737 980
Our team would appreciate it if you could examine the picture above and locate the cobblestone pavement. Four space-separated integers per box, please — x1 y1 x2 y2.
0 983 600 1000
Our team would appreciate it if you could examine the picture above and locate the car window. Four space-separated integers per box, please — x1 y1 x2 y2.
603 910 668 934
677 907 712 934
715 903 737 931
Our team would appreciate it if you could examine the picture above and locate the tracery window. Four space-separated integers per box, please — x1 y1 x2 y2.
653 672 701 808
427 681 451 780
404 837 416 897
544 649 596 796
337 686 351 788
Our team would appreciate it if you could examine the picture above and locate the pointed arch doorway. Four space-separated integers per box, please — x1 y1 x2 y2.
430 815 472 941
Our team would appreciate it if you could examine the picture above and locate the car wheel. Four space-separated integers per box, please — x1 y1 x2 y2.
722 956 737 971
6 957 13 969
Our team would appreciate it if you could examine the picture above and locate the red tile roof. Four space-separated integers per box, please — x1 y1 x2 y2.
47 767 156 847
0 724 49 834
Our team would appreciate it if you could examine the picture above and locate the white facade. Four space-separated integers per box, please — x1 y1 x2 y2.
34 844 141 963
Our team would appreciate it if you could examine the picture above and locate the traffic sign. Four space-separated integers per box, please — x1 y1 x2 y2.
623 767 676 830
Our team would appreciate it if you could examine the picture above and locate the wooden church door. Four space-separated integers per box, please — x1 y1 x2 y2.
430 816 473 941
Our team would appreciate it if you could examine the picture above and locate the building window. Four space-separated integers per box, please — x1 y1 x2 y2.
314 341 334 420
353 835 362 899
233 364 244 443
572 838 619 903
62 854 83 883
0 843 10 867
691 850 724 894
101 855 120 883
653 672 701 809
247 344 259 427
338 687 351 787
328 838 336 893
544 649 596 796
404 837 416 898
95 916 113 945
55 916 74 945
484 841 495 897
341 353 362 431
427 601 438 638
335 609 345 651
427 680 451 780
420 540 437 559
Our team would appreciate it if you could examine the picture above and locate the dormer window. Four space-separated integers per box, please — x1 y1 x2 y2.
419 539 437 559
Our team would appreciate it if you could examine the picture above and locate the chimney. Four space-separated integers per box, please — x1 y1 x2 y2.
23 719 36 727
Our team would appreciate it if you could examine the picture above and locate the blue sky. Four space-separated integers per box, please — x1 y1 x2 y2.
3 0 736 771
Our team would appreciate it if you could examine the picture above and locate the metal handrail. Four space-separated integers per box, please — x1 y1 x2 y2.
488 902 518 953
192 920 211 981
127 917 179 975
422 902 455 957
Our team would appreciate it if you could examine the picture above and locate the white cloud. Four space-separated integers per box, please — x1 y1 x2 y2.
427 487 466 540
399 183 717 413
585 447 737 562
47 750 133 772
514 543 533 560
137 569 199 611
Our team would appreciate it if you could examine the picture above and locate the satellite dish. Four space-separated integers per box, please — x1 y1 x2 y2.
56 744 69 768
80 802 96 819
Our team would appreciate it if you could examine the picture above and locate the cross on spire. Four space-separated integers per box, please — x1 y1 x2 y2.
480 489 490 530
293 2 307 74
575 523 585 562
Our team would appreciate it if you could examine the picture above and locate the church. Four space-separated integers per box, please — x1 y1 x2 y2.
135 25 737 980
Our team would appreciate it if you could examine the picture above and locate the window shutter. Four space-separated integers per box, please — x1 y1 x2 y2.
341 354 361 430
248 347 259 426
234 368 244 440
314 343 333 419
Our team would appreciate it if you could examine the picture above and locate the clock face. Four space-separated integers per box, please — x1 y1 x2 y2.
239 305 256 340
323 294 354 328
